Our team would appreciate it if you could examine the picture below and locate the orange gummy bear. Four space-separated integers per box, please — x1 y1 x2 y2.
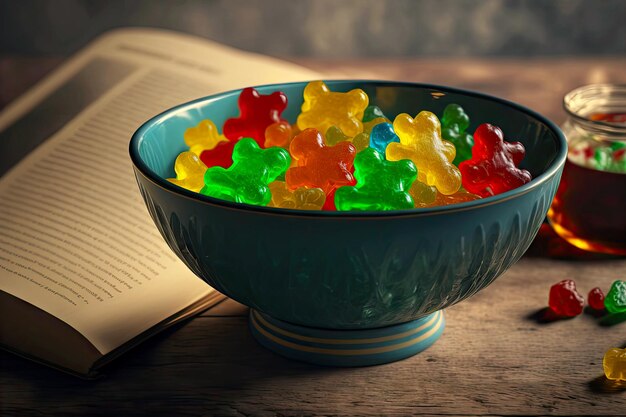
285 128 356 194
264 121 293 148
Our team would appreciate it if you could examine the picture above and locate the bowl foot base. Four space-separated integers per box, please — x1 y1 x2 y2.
249 309 445 367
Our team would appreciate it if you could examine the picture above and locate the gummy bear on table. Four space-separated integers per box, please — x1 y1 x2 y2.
604 280 626 314
166 81 533 212
603 347 626 381
548 279 585 317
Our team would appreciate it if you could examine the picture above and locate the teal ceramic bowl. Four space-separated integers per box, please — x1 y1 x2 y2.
130 81 567 366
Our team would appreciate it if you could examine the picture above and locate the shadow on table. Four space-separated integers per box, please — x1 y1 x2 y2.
526 307 626 327
1 314 354 414
588 376 626 394
599 312 626 327
525 307 570 324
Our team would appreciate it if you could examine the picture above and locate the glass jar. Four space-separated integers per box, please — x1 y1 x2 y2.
548 84 626 255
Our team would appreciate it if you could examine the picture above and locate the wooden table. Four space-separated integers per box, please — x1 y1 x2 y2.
1 57 626 416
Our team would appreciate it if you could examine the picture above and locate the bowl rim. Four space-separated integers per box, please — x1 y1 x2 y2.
129 80 568 218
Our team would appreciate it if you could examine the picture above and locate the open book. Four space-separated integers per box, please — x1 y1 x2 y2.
0 28 321 377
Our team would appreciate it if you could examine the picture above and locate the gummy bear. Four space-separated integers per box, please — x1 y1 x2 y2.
297 81 369 137
269 181 325 210
440 104 474 165
370 122 400 154
200 140 237 169
362 106 390 134
265 121 293 148
286 128 356 195
325 126 369 152
408 180 437 208
201 138 290 205
363 105 386 122
363 117 390 134
352 133 370 153
459 123 532 197
603 347 626 381
167 151 207 193
595 147 612 171
386 111 462 195
335 148 416 211
611 142 626 173
184 119 227 155
223 87 288 146
548 279 584 317
588 287 606 311
432 190 481 206
605 280 626 314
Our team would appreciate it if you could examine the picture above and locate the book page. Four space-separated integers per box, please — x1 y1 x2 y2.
0 28 321 354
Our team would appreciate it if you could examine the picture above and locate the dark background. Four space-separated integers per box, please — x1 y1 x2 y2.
1 0 625 58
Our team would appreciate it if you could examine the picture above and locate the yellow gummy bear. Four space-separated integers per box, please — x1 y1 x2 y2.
325 126 370 153
167 151 207 193
269 181 326 210
184 119 227 155
297 81 369 138
386 111 461 195
603 347 626 381
408 179 437 208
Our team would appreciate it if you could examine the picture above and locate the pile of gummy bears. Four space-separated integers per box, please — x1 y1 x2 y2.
167 81 532 211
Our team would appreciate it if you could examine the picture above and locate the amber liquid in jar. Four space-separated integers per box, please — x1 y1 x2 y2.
548 85 626 256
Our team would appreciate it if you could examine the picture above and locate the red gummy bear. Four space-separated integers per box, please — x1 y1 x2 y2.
459 123 532 197
548 279 584 317
200 140 236 169
286 128 356 196
588 287 606 311
223 87 288 147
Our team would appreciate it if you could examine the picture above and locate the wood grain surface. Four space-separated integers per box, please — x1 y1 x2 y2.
1 57 626 417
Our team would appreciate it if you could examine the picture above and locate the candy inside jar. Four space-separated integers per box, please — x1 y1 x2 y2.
548 84 626 255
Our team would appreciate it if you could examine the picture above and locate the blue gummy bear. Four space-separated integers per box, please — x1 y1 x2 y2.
370 122 400 155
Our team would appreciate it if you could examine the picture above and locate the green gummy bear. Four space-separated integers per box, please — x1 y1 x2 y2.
335 147 417 211
201 138 290 205
441 103 474 166
363 105 386 123
605 280 626 314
